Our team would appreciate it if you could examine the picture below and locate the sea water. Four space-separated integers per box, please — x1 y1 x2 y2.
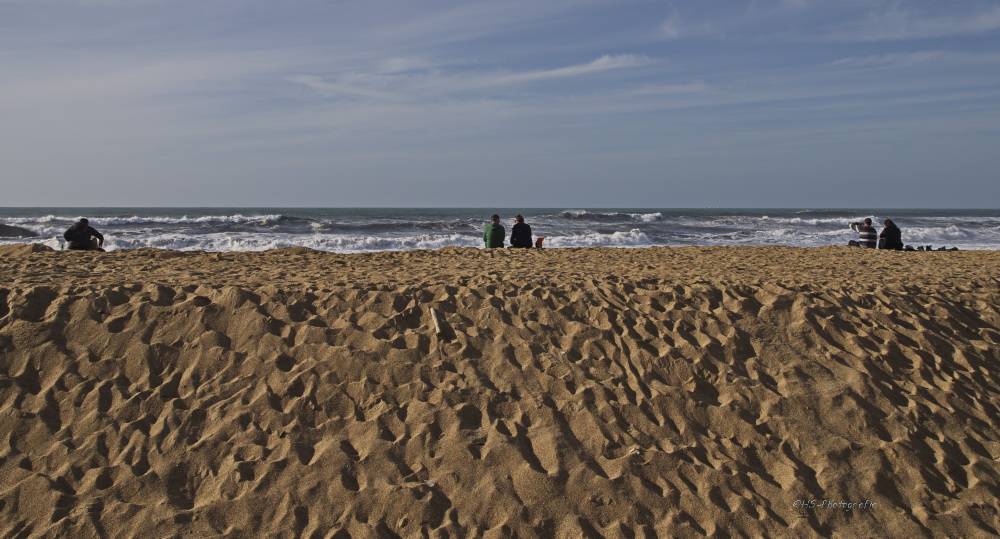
2 208 998 252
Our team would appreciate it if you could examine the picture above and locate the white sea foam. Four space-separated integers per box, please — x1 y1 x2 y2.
5 208 999 252
546 229 652 248
96 214 286 226
4 214 284 226
95 232 481 253
629 212 665 222
4 215 63 225
557 210 664 222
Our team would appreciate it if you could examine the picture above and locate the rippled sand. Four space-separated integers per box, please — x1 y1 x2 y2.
1 244 998 537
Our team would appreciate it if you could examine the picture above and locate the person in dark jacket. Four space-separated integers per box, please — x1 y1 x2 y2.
509 214 533 248
878 219 903 250
849 218 877 248
483 214 505 248
63 218 105 251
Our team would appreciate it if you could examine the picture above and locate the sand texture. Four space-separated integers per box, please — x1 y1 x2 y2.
1 244 999 537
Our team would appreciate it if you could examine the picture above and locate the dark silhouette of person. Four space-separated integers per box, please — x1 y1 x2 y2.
509 214 533 248
879 219 903 250
63 218 105 251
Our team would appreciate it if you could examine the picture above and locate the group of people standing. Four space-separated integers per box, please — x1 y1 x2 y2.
849 218 903 250
483 214 536 249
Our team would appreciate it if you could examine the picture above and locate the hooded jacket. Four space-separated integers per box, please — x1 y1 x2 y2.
64 222 104 250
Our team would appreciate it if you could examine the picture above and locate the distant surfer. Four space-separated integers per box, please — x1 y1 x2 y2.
509 215 533 248
849 218 877 248
483 214 505 248
63 218 105 251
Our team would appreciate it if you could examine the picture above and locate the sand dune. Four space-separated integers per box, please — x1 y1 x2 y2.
1 244 998 537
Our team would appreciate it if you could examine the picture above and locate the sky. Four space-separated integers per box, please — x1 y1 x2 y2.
1 0 999 208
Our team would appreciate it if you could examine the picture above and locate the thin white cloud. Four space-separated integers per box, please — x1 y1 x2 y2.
825 6 1000 42
495 54 651 84
655 2 1000 43
659 12 716 40
357 0 613 51
375 56 443 75
286 74 408 102
288 54 653 102
0 48 298 105
811 91 1000 112
829 50 1000 69
2 0 999 206
626 82 710 97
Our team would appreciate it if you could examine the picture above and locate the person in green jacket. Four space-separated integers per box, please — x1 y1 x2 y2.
483 214 505 248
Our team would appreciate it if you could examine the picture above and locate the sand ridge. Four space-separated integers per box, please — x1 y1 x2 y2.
1 244 999 536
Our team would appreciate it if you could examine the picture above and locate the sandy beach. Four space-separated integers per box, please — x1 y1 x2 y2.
1 243 998 537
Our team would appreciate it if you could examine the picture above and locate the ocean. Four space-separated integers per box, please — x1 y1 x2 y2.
2 208 998 252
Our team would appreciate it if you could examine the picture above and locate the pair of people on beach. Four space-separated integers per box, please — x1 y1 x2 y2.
849 218 902 250
63 218 106 251
483 214 535 249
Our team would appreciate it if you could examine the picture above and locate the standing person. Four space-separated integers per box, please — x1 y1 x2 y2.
483 214 505 248
509 214 533 248
849 218 877 248
879 219 903 251
63 218 105 251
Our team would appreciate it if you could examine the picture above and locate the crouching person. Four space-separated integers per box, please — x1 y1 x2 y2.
64 218 105 251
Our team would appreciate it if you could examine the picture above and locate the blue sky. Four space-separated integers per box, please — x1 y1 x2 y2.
2 0 998 207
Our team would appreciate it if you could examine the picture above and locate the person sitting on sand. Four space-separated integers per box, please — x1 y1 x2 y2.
483 214 505 248
878 219 903 251
63 218 105 251
849 218 877 248
509 214 533 248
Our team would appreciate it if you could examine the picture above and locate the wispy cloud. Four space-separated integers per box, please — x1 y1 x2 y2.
828 50 1000 69
286 73 409 102
494 54 651 83
655 2 1000 44
288 54 653 102
824 5 1000 42
626 82 710 97
660 12 717 40
2 0 999 206
355 0 614 52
